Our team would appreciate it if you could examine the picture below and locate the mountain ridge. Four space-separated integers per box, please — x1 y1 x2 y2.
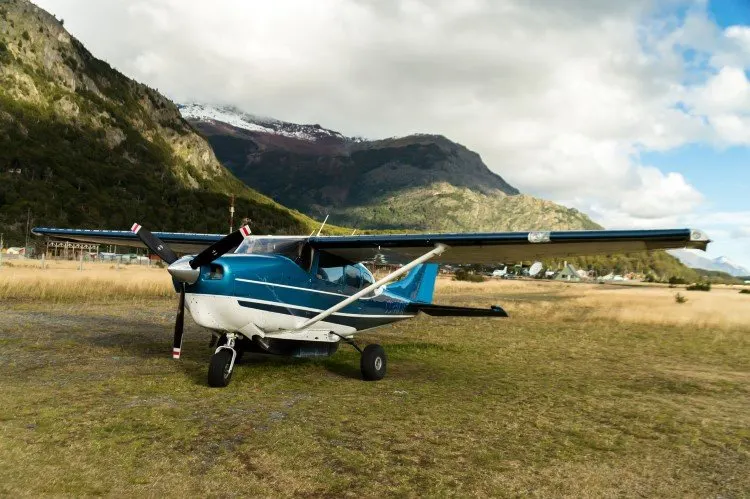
183 104 602 233
0 0 333 247
669 249 750 277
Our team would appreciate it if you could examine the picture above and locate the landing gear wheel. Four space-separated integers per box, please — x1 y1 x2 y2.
208 349 234 387
360 344 387 381
216 335 244 363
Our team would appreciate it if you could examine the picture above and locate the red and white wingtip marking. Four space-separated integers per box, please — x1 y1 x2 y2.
172 348 181 359
131 223 142 234
240 225 252 238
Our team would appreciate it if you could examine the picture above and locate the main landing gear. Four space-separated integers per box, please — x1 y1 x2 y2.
360 344 387 381
206 332 388 386
332 333 387 381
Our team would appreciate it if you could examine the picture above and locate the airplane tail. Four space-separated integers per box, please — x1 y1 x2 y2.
385 263 439 304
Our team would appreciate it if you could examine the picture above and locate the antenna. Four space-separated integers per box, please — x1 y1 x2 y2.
229 194 235 233
529 261 543 277
316 214 329 236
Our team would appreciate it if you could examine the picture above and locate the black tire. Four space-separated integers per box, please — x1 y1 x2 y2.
360 344 387 381
208 349 234 387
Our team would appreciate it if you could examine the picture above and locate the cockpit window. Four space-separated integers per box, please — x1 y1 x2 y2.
317 262 376 294
234 237 306 260
317 264 344 284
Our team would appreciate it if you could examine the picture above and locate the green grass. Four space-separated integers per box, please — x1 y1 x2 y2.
0 290 748 496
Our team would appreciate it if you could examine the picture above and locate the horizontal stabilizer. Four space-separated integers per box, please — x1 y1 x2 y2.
407 303 508 317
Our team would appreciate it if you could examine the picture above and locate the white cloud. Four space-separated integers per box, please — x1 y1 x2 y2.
619 167 704 219
29 0 750 267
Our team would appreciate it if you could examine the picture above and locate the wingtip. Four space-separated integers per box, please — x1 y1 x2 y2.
688 229 711 251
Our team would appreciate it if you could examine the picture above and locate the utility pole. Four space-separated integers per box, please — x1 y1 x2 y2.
229 194 235 233
24 208 30 256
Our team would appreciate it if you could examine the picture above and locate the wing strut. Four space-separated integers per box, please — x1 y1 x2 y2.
294 243 448 332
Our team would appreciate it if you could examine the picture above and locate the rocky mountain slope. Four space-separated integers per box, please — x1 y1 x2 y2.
0 0 326 247
182 104 600 232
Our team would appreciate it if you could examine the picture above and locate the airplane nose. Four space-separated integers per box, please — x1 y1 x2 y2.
167 256 200 284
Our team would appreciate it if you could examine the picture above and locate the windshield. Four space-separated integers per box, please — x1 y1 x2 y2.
234 237 307 260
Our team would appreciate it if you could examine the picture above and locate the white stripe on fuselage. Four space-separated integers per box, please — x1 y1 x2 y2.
235 277 348 297
185 293 414 337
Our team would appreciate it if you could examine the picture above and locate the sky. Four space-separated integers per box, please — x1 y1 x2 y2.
34 0 750 270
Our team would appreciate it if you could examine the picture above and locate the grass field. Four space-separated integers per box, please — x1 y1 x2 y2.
1 263 749 496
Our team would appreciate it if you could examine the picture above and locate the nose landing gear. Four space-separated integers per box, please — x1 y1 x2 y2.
208 333 240 387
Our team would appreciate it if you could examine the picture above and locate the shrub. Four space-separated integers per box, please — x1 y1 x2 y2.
740 289 750 295
22 31 30 41
454 269 484 282
686 282 711 292
668 276 687 285
675 293 687 304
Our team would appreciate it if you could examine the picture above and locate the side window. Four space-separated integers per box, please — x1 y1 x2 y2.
342 265 362 293
317 265 343 287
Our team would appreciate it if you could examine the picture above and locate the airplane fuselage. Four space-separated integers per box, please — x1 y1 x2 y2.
183 254 419 345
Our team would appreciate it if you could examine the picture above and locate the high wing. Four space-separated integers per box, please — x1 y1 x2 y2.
32 227 224 254
34 227 710 265
308 229 710 265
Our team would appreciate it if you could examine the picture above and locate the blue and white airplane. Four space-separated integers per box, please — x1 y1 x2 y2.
33 225 710 387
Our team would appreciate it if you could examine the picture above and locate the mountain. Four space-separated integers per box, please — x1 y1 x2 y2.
668 249 750 277
0 0 330 248
182 104 600 232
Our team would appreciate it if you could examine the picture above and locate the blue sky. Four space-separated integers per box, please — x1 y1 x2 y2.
639 0 750 269
33 0 750 271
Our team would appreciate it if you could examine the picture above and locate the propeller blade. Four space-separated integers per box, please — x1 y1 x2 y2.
131 223 179 264
172 284 185 359
189 225 251 269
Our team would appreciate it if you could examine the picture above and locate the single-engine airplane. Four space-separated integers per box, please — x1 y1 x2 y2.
33 225 710 387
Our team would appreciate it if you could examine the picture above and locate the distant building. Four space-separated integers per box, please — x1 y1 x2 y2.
555 263 581 282
492 266 508 278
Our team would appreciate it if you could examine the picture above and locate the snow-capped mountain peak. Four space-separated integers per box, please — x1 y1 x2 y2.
713 256 750 275
668 249 750 277
179 103 347 142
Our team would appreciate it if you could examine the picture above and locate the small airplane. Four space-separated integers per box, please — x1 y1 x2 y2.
33 225 710 387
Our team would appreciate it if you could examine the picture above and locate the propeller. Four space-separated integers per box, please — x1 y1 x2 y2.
188 225 251 269
130 223 178 264
173 284 186 359
129 223 252 360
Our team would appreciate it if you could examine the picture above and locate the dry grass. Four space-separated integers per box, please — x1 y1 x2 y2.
0 269 748 496
0 260 173 302
437 277 750 330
